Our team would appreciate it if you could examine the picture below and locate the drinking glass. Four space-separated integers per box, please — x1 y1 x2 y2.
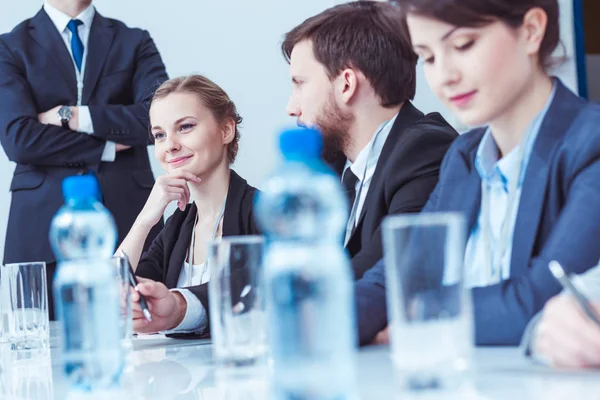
208 236 267 366
112 255 133 351
4 262 49 350
382 213 472 391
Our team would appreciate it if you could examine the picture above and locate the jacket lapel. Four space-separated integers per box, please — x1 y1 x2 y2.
28 9 77 93
82 12 115 104
222 170 246 236
446 144 482 234
509 80 585 277
165 204 196 288
346 102 424 244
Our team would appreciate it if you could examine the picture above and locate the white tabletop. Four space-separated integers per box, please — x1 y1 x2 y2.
1 323 599 400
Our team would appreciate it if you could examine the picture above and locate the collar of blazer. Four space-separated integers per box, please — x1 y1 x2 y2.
164 169 251 287
29 9 115 103
345 101 425 241
453 78 586 277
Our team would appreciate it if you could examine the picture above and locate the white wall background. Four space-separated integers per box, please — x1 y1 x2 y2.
0 0 579 259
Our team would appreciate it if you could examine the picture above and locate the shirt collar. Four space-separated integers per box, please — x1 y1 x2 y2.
474 81 557 186
344 112 399 182
44 1 95 33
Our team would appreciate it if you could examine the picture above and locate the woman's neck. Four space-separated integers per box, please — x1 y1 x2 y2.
488 73 554 158
189 163 231 217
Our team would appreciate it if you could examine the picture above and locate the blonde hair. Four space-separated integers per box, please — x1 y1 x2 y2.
151 75 243 164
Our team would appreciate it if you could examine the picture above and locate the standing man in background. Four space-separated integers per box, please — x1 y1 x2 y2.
283 1 457 279
0 0 169 319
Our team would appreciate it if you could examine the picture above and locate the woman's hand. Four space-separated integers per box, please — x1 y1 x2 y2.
131 277 187 333
137 171 200 228
533 295 600 368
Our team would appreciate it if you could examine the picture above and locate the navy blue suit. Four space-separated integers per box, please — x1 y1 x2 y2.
356 80 600 346
0 8 168 265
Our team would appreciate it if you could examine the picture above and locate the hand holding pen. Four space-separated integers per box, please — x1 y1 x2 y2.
532 261 600 369
118 250 152 322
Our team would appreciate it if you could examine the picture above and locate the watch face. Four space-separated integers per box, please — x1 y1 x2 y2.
58 106 72 120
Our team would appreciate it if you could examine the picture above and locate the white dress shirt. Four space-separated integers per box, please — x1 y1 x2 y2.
164 261 210 334
342 112 398 231
43 1 116 162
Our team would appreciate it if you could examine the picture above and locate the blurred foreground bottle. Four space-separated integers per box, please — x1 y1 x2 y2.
255 128 357 400
49 175 123 391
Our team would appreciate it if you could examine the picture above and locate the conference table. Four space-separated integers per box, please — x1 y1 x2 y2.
1 323 598 399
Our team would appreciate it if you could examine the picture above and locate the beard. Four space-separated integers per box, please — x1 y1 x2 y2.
314 94 355 167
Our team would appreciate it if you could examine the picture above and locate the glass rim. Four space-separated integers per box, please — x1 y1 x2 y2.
3 261 46 268
383 212 464 231
208 235 265 247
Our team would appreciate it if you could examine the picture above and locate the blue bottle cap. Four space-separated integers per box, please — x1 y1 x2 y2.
62 175 101 201
279 127 323 159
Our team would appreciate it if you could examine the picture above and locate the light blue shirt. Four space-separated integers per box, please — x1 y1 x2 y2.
463 84 556 288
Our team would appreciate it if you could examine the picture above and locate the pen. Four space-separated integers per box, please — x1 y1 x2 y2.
548 260 600 326
119 250 152 322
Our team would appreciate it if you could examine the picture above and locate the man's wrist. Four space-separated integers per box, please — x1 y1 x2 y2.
68 107 79 131
170 290 188 329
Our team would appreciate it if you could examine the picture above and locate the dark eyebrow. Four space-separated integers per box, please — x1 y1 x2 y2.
413 26 460 50
441 27 460 41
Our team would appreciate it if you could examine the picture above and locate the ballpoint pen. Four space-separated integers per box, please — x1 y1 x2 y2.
548 260 600 326
119 249 152 322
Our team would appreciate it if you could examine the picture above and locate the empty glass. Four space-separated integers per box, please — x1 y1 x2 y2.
382 213 472 391
0 348 53 400
4 262 49 350
0 263 9 344
112 255 133 351
208 236 267 366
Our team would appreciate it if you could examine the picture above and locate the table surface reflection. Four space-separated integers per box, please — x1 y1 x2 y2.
0 323 599 400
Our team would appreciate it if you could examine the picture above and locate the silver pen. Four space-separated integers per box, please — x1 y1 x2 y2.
548 260 600 327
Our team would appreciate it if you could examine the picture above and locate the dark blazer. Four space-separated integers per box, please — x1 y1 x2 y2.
0 8 168 264
355 80 600 346
135 170 260 333
340 101 457 279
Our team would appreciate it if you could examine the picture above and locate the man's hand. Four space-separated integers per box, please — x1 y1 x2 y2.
369 326 390 346
38 105 79 130
116 144 131 152
131 277 187 333
533 295 600 369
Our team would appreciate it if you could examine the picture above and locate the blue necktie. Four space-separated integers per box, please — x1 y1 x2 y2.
67 19 84 72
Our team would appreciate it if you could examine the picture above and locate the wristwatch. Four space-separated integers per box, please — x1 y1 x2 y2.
57 106 72 129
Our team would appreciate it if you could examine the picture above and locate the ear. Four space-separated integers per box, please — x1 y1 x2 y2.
521 7 548 58
336 68 359 105
222 119 236 145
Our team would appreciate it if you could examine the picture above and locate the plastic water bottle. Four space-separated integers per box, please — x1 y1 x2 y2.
255 128 357 400
49 175 123 391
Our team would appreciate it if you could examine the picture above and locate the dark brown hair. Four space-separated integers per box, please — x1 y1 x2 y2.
151 75 243 164
282 1 417 107
391 0 560 69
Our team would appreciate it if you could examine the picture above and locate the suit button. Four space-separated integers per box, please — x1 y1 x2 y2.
76 169 86 175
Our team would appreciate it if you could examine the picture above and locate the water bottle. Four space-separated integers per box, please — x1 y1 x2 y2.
49 175 123 391
255 128 357 400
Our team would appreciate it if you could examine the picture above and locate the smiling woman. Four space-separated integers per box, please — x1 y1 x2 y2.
115 75 260 337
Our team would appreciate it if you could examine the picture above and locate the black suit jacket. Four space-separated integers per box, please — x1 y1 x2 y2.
342 101 457 279
135 170 260 334
0 8 169 264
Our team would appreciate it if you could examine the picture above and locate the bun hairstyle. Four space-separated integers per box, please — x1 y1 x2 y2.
151 75 243 164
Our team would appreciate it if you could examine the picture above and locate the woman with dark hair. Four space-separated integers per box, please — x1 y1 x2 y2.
355 0 600 356
116 75 259 335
